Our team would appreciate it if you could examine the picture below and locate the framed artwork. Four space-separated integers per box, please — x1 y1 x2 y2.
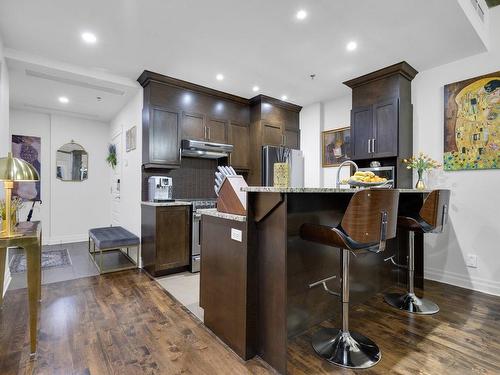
11 134 41 200
126 126 137 152
444 71 499 171
322 127 351 167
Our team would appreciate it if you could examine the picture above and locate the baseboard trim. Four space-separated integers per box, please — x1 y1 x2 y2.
46 234 89 245
425 267 500 296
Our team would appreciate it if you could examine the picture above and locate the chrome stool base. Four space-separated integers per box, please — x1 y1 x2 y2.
312 328 381 369
384 292 439 315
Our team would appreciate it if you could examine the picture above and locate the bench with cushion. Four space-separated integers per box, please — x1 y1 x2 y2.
88 226 140 274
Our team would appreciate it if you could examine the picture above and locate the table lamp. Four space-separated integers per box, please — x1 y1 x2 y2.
0 152 39 238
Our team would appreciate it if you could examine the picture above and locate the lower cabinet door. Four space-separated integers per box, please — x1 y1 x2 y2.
156 206 190 271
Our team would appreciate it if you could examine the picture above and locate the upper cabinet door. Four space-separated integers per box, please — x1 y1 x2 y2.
148 106 181 167
229 122 250 169
373 98 399 158
351 106 373 160
262 122 284 146
182 112 206 140
284 129 300 149
207 118 227 143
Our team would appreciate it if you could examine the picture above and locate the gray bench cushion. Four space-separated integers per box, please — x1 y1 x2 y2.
89 226 139 249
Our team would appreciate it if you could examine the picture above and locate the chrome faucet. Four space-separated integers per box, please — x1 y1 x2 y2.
336 160 359 188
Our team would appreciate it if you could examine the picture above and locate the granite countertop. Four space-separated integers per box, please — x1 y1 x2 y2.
198 208 247 222
141 201 193 207
242 186 434 193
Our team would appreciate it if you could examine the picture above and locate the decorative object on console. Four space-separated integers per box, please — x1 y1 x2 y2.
444 71 499 171
403 153 440 190
126 126 137 152
56 141 88 181
106 143 117 169
1 197 24 233
0 152 40 238
273 146 290 188
322 127 350 167
12 135 41 200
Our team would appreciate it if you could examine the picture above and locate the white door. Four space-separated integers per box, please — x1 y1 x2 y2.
110 132 122 226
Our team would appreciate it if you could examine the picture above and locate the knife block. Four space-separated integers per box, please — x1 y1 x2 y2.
217 175 248 216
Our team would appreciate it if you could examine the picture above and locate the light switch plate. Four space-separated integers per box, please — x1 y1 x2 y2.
231 228 242 242
466 254 478 268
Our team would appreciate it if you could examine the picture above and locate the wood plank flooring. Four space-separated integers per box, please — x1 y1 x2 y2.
1 270 499 374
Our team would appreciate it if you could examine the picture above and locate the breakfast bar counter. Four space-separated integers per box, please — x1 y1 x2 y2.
243 187 431 374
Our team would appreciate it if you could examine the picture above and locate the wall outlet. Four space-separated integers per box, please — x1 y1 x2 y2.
231 228 242 242
466 254 478 268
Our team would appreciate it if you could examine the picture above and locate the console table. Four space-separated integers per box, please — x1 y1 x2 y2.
0 221 42 356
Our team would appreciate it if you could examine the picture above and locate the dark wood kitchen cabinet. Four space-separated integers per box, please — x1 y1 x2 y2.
284 129 300 149
229 121 250 170
344 61 418 188
207 118 228 143
182 112 205 140
351 98 398 159
182 112 228 143
262 122 284 146
142 106 182 169
141 204 191 277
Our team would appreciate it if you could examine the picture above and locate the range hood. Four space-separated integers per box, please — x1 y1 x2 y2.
181 139 233 159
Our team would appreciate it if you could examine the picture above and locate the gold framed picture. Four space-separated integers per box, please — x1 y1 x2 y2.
322 127 351 167
126 126 137 152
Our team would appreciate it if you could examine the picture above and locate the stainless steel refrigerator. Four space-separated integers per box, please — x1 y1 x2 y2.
262 145 304 187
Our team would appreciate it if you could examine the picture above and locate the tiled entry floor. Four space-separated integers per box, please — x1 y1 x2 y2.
155 272 204 321
8 241 99 290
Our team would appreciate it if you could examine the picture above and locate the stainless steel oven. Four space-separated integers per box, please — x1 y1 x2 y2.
190 199 216 273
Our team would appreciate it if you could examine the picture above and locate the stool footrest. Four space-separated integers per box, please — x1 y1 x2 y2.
308 275 339 297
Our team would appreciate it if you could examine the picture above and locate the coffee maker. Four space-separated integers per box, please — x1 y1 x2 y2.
148 176 173 202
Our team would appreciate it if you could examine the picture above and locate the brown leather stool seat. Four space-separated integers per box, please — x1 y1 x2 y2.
384 189 450 314
299 189 400 369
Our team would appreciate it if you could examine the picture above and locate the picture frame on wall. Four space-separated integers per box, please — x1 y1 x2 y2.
126 126 137 152
443 71 499 171
322 127 351 167
11 134 42 200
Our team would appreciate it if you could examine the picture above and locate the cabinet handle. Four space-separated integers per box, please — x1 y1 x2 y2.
204 126 207 139
179 147 182 162
372 138 376 153
368 139 371 153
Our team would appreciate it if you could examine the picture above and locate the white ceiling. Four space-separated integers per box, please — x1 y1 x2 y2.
0 0 488 120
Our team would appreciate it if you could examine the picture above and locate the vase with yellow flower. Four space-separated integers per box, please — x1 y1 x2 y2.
403 153 441 190
0 197 24 233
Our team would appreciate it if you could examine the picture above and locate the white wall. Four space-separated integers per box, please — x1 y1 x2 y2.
300 95 352 188
413 6 500 295
0 34 11 296
299 6 500 296
300 102 323 187
10 109 111 244
109 90 142 238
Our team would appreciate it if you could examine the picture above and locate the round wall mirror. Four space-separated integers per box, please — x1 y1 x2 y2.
56 142 88 181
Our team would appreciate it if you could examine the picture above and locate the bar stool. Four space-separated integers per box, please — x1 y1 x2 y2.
384 189 450 314
300 189 400 369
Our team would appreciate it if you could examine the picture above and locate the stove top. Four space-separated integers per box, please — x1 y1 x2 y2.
178 199 217 210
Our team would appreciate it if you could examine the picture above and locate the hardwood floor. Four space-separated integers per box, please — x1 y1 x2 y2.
1 270 499 375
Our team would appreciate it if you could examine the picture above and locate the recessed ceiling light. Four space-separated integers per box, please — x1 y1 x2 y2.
216 73 224 81
252 86 260 92
281 95 288 101
346 41 357 51
58 96 69 104
81 32 97 44
296 10 307 20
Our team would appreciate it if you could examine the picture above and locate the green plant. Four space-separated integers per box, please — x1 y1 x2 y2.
106 144 117 169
